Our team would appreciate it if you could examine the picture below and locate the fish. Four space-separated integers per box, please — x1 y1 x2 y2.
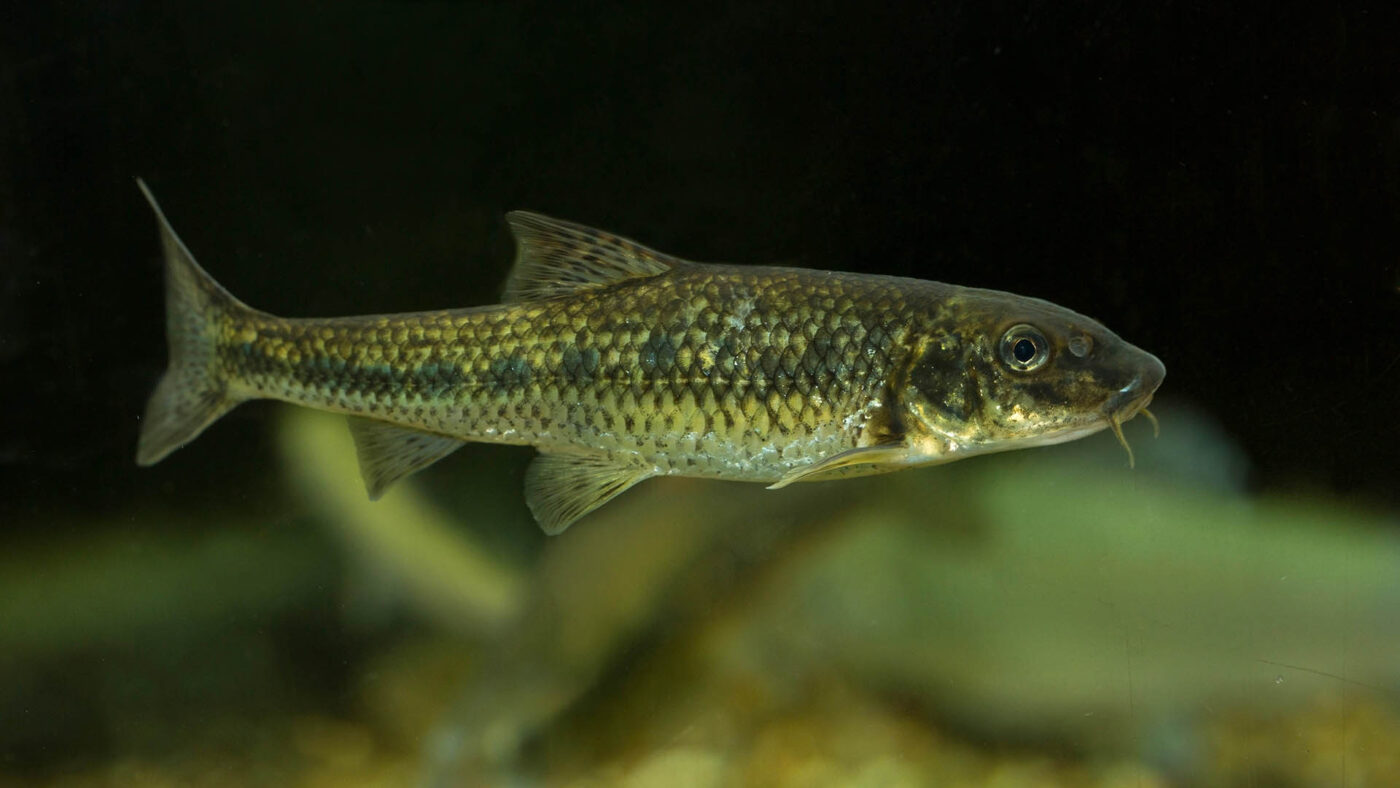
134 179 1165 534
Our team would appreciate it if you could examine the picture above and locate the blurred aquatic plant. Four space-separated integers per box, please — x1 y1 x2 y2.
272 400 1400 785
0 516 331 661
277 409 526 636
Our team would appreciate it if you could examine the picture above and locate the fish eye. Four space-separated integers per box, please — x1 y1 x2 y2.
999 324 1050 372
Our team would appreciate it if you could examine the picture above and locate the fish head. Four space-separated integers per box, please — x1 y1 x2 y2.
900 290 1165 463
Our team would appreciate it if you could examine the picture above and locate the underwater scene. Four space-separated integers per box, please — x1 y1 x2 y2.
3 4 1397 786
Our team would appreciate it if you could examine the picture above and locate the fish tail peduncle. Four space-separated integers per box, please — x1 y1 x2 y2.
134 178 254 466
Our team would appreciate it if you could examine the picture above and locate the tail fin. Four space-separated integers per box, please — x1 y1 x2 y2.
134 178 250 465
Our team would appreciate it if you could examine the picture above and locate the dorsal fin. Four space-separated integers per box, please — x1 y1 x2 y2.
502 211 678 302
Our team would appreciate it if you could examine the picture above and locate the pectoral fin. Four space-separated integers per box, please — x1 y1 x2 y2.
347 418 467 499
524 451 654 535
767 444 909 490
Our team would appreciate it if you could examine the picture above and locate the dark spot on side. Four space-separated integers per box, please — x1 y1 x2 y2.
560 346 600 385
488 356 533 393
326 361 404 397
640 330 677 377
414 361 463 398
866 323 889 349
800 336 831 376
758 346 780 379
714 336 741 378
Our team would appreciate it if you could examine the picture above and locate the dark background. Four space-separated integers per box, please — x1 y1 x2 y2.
2 1 1397 518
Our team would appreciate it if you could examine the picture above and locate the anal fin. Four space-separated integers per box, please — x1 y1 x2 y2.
524 451 654 535
767 443 909 490
347 418 467 499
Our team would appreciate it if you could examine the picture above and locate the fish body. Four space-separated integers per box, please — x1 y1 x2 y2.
135 181 1164 533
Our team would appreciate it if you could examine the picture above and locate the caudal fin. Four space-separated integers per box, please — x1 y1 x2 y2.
134 178 249 465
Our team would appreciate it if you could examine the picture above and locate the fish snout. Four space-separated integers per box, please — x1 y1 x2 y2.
1105 352 1166 419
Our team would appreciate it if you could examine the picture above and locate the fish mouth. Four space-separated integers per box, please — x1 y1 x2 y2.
1102 354 1166 468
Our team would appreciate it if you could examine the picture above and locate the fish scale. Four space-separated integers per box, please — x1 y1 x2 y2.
134 180 1164 533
